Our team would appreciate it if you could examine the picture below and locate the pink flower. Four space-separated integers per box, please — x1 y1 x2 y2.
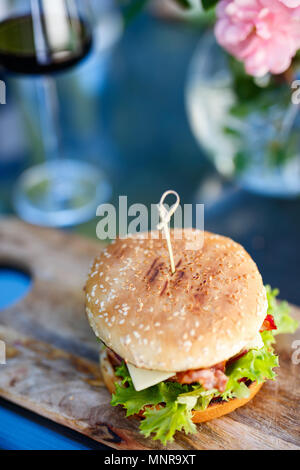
215 0 300 77
279 0 300 7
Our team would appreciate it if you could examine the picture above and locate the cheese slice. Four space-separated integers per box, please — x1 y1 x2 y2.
126 333 263 392
127 363 175 391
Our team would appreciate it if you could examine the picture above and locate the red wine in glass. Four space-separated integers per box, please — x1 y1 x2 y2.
0 14 92 75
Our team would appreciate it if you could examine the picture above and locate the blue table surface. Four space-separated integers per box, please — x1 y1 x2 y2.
0 399 107 450
0 269 108 450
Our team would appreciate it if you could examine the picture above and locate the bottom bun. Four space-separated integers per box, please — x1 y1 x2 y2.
100 349 263 423
191 381 263 423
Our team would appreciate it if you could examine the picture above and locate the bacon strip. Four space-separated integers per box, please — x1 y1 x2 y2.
173 361 228 393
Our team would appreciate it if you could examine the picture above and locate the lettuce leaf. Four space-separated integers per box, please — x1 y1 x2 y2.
222 336 279 401
110 285 298 444
177 385 218 410
140 401 196 445
266 285 298 335
111 381 164 416
111 366 193 443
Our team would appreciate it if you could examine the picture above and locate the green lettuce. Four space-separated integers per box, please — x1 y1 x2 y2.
111 286 298 444
140 400 196 444
266 285 298 335
221 334 279 401
111 365 194 444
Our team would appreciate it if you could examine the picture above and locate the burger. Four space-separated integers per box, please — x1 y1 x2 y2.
85 229 297 444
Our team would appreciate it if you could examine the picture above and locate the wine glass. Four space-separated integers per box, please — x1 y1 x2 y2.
0 0 111 226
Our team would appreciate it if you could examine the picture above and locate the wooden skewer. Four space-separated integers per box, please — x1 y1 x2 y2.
157 190 180 274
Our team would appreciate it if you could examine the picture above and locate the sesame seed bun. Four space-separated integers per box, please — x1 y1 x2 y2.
100 347 263 423
86 229 267 371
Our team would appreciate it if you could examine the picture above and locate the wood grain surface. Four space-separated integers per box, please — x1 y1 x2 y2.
0 217 299 450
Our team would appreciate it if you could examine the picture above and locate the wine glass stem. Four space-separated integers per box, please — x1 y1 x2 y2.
36 75 66 205
36 75 62 162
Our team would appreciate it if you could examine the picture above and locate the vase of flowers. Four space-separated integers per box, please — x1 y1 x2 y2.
185 0 300 197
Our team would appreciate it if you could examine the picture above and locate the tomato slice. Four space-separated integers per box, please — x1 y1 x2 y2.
260 314 277 332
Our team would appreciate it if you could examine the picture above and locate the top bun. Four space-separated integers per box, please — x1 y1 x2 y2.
85 229 267 371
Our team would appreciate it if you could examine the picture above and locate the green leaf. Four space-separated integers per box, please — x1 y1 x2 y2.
111 364 195 442
140 402 196 445
177 385 218 410
173 0 193 8
177 395 198 409
260 330 276 349
222 336 279 402
201 0 218 10
115 362 131 383
233 150 251 174
111 381 164 416
265 285 298 335
221 380 250 401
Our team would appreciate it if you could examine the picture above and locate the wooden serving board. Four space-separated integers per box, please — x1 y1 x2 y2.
0 217 299 450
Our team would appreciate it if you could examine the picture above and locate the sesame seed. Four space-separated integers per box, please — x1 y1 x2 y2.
124 335 131 345
183 341 192 351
